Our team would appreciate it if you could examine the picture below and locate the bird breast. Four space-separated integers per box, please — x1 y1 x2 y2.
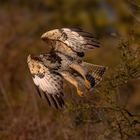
56 53 73 70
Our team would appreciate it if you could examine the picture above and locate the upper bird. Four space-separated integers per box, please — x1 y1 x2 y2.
41 27 100 58
27 28 106 109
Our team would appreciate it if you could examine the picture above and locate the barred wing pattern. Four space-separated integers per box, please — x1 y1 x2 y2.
27 56 64 109
41 28 100 58
81 62 106 86
33 73 64 108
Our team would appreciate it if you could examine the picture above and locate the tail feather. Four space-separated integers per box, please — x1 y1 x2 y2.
81 62 106 86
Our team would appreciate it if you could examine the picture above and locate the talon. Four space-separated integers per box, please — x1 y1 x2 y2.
85 79 91 90
77 88 84 97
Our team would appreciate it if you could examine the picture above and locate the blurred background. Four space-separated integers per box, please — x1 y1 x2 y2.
0 0 140 140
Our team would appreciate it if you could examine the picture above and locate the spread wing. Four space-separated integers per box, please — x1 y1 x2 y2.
41 28 100 58
27 56 64 109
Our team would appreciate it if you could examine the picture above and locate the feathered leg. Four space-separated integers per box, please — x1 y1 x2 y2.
59 71 84 96
69 63 91 90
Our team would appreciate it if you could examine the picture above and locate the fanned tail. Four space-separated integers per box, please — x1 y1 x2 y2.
81 62 107 86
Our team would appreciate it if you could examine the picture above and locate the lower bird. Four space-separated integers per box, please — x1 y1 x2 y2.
27 53 106 108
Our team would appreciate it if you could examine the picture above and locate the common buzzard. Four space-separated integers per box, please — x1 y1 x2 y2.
27 28 106 109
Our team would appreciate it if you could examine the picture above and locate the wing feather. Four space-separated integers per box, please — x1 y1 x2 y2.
35 85 42 98
41 28 100 58
43 92 51 106
33 73 64 109
28 58 64 109
54 94 65 108
49 94 59 109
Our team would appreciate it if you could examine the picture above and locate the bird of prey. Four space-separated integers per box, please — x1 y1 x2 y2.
27 28 106 109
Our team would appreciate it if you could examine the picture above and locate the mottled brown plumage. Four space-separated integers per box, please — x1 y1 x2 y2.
27 55 64 108
27 28 106 109
41 28 100 58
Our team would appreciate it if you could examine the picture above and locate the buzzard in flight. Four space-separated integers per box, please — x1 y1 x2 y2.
27 28 106 109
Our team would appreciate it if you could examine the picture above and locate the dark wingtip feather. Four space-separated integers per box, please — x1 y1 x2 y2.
49 94 59 109
69 27 83 32
86 44 100 49
35 86 42 98
54 95 64 108
43 92 51 106
60 92 64 96
59 96 65 106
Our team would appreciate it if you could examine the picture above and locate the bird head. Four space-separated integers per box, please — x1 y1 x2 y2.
41 29 62 41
